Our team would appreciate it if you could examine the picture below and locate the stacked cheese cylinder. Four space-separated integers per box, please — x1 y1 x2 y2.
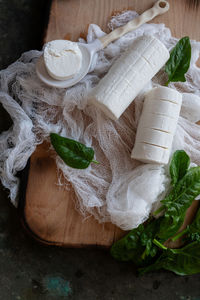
131 87 182 164
90 35 169 120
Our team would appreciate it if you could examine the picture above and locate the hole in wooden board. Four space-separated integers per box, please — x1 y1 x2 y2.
159 1 167 8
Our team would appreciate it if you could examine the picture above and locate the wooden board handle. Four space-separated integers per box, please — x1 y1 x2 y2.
99 0 170 48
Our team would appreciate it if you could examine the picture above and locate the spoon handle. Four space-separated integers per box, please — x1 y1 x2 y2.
98 0 169 48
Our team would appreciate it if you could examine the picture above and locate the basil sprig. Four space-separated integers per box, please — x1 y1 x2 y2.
157 166 200 241
139 241 200 276
111 150 200 276
50 133 99 169
165 36 191 86
111 218 161 266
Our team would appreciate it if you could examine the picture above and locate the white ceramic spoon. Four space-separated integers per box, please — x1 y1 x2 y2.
36 0 169 88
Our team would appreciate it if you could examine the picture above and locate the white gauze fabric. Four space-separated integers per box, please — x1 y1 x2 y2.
1 11 200 230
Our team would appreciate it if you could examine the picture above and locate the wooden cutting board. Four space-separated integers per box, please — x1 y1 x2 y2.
23 0 200 247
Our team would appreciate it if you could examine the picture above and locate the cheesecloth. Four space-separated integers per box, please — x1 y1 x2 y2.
1 11 200 230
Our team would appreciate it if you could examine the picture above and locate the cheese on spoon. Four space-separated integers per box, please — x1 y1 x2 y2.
44 40 82 80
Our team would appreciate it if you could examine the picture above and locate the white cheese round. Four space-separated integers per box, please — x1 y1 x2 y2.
139 113 178 134
143 98 181 119
146 86 182 105
43 40 82 80
131 142 170 164
136 127 173 149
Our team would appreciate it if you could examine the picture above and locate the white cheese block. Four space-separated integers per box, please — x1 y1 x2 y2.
146 86 182 105
44 40 82 80
139 113 178 134
136 127 173 149
89 35 169 120
143 98 181 119
132 87 182 165
131 142 170 164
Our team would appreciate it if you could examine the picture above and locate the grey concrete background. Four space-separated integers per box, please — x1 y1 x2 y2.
0 0 200 299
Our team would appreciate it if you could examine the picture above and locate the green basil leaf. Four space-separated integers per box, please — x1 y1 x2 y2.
165 36 191 85
139 241 200 276
169 150 190 187
50 133 97 169
158 167 200 241
110 218 161 266
111 224 145 266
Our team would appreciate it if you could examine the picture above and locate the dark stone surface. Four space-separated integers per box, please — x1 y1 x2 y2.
0 1 200 299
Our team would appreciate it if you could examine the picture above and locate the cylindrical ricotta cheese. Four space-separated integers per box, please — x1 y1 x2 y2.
131 87 182 165
89 35 169 120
